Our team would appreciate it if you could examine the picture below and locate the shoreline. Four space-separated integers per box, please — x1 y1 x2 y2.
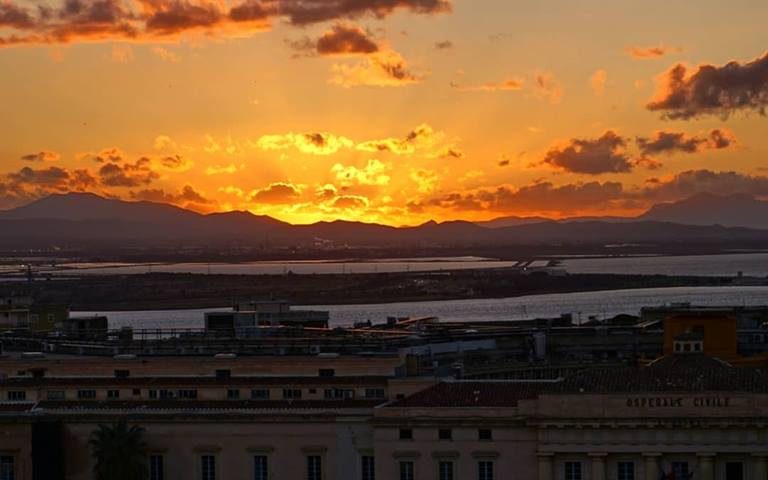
61 274 766 312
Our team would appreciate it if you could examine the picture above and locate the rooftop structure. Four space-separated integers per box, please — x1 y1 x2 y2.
205 301 330 336
0 347 767 480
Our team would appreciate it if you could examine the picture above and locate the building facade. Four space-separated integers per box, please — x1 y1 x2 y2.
1 349 768 480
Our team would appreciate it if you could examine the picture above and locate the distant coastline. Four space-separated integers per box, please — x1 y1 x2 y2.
26 269 762 311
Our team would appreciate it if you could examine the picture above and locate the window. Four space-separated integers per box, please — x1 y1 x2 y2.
149 455 164 480
283 389 302 400
324 388 354 400
132 388 141 396
309 389 317 394
47 390 65 400
7 391 25 401
114 369 130 378
399 461 414 480
178 389 197 399
251 389 270 400
0 456 14 480
227 389 240 400
215 369 231 379
565 461 582 480
399 428 413 440
201 455 216 480
478 460 494 480
478 429 493 441
438 461 454 480
324 389 340 399
671 462 688 478
77 389 96 400
365 388 385 399
150 389 184 399
438 429 452 441
361 455 375 480
725 461 744 480
254 455 268 480
617 461 634 480
107 390 120 400
307 455 322 480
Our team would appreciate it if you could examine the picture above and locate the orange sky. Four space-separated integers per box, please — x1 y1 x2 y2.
1 0 768 225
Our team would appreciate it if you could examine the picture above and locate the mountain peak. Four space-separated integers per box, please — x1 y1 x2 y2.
641 193 768 229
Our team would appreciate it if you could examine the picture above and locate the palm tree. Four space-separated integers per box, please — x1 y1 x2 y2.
89 420 148 480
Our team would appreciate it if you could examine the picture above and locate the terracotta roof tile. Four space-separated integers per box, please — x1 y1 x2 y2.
388 381 547 408
389 354 768 408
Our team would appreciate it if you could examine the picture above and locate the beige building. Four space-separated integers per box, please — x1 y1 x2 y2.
1 349 767 480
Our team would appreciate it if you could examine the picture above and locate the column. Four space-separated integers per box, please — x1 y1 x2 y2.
696 453 715 480
589 453 607 480
752 453 768 480
537 452 554 480
643 453 661 480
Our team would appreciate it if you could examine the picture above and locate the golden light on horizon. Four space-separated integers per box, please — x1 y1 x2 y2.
1 1 768 226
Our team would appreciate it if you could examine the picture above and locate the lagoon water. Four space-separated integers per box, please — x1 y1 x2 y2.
75 285 768 330
560 253 768 277
34 252 768 277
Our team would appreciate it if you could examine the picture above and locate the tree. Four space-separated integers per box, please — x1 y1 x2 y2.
89 420 148 480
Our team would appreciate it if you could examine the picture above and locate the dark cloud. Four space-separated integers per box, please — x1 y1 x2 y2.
0 0 450 46
541 131 633 175
20 150 60 162
625 45 680 60
92 147 125 163
250 182 301 204
373 53 419 81
0 165 97 208
97 157 159 187
7 166 75 188
228 0 271 22
441 148 463 159
414 168 768 216
287 23 381 58
158 154 191 169
316 23 379 55
130 184 215 211
647 52 768 119
423 180 625 214
641 169 768 201
143 1 223 34
434 40 452 49
355 123 433 153
332 195 368 209
46 0 139 42
284 35 315 57
276 0 451 26
636 129 737 156
0 2 36 28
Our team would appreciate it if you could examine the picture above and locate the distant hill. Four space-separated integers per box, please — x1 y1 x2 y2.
1 192 767 249
639 193 768 229
478 193 768 230
475 216 551 228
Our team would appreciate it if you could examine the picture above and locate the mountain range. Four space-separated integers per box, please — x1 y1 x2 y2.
0 192 767 248
479 193 768 230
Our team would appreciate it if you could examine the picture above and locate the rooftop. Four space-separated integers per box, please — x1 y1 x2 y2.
388 353 768 408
